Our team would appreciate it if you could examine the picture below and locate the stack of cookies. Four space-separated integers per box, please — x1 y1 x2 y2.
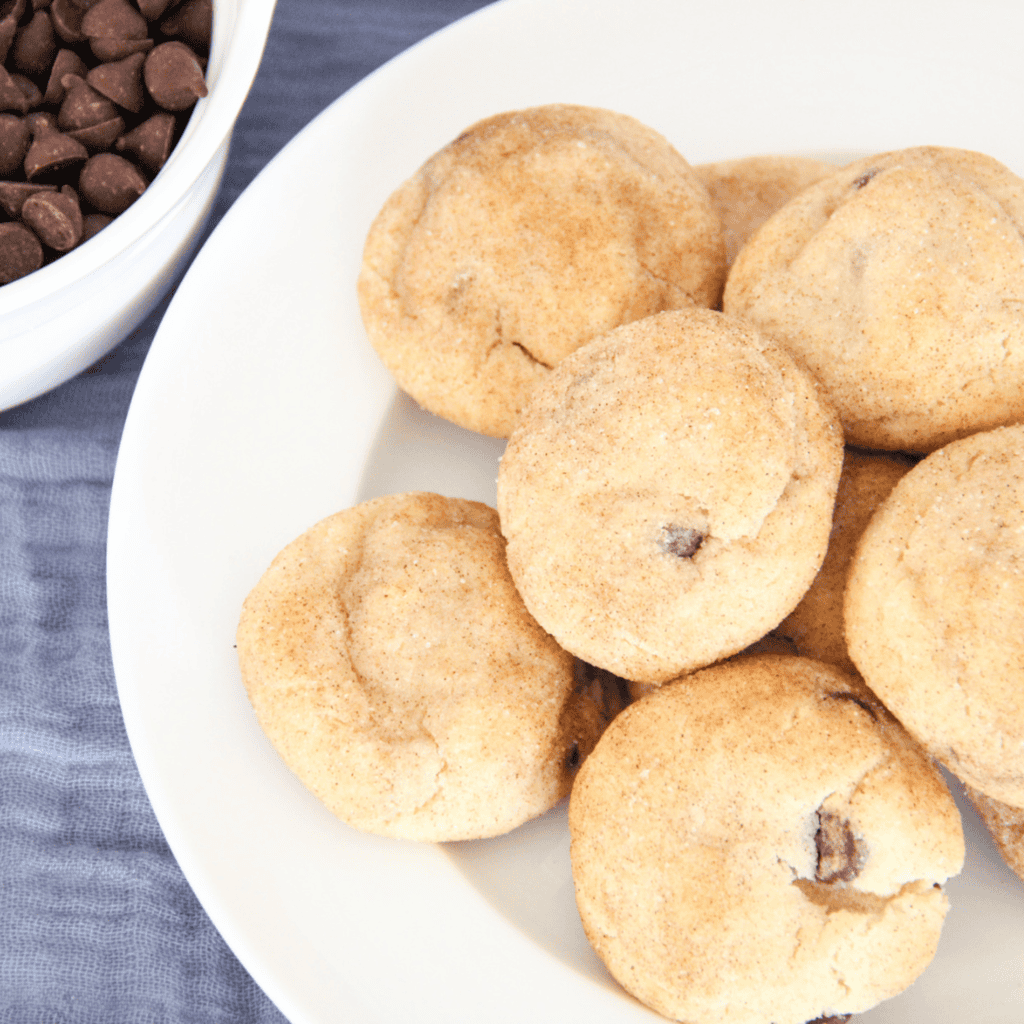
236 104 1024 1024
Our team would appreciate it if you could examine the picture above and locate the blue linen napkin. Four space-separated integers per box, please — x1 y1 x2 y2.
0 2 492 1021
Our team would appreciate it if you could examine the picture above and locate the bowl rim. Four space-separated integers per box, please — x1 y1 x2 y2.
0 0 278 317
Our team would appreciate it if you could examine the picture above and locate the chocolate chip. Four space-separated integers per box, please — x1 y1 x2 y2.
24 109 56 134
77 150 145 213
65 113 123 150
0 0 26 66
81 0 150 60
143 40 206 111
12 8 56 75
0 65 30 112
814 810 866 884
57 73 118 129
0 110 28 174
88 33 150 60
86 49 145 111
23 118 88 179
0 220 43 282
159 0 211 51
79 208 109 240
113 109 172 173
21 181 82 250
566 740 580 771
660 524 704 559
0 178 55 217
806 1016 851 1024
42 46 87 103
10 70 40 108
852 168 879 190
49 0 86 44
80 0 147 41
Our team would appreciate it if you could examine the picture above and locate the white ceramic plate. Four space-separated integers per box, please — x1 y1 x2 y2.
107 1 1024 1021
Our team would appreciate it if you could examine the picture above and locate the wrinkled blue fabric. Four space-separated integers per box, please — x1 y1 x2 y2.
0 2 493 1021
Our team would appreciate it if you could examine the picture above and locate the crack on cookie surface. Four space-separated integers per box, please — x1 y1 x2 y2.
792 877 887 915
826 690 879 721
512 340 552 369
481 306 553 370
386 727 447 825
793 877 937 918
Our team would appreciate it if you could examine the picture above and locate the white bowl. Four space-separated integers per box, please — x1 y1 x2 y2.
0 0 278 411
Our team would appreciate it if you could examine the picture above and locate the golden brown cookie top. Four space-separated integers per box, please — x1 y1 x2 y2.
723 145 1024 452
497 307 843 683
569 654 964 1024
357 104 726 437
237 492 607 841
845 422 1024 806
777 447 915 671
694 153 836 267
965 785 1024 884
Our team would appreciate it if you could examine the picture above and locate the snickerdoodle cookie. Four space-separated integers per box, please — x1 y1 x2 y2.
845 423 1024 807
965 786 1024 884
496 307 843 684
357 103 726 437
237 492 608 841
775 447 915 672
569 654 964 1024
723 146 1024 452
694 153 835 267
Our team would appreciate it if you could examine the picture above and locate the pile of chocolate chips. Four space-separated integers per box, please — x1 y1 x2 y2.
0 0 211 284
